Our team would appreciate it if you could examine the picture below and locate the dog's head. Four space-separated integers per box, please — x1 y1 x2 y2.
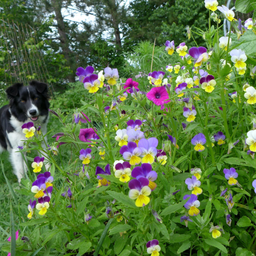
6 81 50 122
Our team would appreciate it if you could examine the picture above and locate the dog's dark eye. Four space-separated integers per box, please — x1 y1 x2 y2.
21 100 26 103
34 97 38 101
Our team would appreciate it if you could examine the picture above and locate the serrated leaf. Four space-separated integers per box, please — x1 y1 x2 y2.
204 239 227 253
177 241 191 254
109 224 132 235
237 216 252 227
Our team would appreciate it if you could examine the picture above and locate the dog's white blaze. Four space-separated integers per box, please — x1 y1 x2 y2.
26 88 39 117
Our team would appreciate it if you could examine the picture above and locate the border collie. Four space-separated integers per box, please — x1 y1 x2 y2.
0 81 50 183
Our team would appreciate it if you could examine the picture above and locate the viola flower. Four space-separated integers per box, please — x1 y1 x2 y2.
200 75 216 93
98 70 105 87
189 47 208 67
226 214 232 226
210 226 222 239
219 36 231 50
124 78 139 93
191 133 206 152
83 74 101 93
74 112 91 124
156 149 167 165
138 138 158 164
217 5 235 21
246 130 256 152
104 67 119 85
152 210 162 223
213 132 225 145
230 49 247 75
146 239 161 256
150 71 165 86
185 176 203 195
31 177 46 198
37 171 53 188
175 83 187 97
95 164 111 187
176 42 188 56
146 86 170 106
115 129 128 146
22 122 35 138
61 188 72 198
27 200 36 219
127 129 145 145
85 213 93 223
120 142 142 165
244 87 256 105
176 75 185 86
36 196 50 215
132 163 158 191
166 65 173 72
180 216 192 227
174 65 180 74
205 0 218 11
167 135 179 149
225 193 234 211
185 77 194 89
223 168 238 185
190 168 202 180
99 147 105 160
252 179 256 193
31 156 44 173
79 128 98 143
114 162 131 183
245 18 254 29
127 119 142 130
128 178 151 207
79 148 92 165
165 40 175 55
184 194 200 216
76 66 94 83
229 91 238 103
183 106 197 122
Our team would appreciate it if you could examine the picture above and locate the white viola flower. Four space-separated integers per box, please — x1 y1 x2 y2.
219 36 231 50
244 86 256 105
245 18 254 29
246 130 256 152
115 129 128 146
217 5 235 21
205 0 218 11
185 77 194 88
175 75 185 85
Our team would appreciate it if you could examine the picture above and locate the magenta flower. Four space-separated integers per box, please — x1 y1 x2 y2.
7 230 19 256
76 66 94 83
146 86 170 106
79 128 98 143
124 78 139 93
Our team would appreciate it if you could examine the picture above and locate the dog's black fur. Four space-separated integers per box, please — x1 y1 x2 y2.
0 81 50 182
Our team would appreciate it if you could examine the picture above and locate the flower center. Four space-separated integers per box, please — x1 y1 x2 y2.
155 92 161 99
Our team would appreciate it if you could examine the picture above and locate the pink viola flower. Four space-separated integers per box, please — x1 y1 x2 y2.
132 163 158 191
76 66 94 83
175 83 187 97
223 167 238 185
7 230 19 256
165 40 175 55
189 46 208 67
124 78 139 93
146 86 170 106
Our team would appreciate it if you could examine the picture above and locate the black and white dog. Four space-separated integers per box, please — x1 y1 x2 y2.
0 81 50 183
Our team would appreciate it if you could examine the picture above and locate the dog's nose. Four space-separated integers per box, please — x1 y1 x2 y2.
29 109 37 116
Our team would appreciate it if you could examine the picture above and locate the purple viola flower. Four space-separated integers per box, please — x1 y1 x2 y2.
114 161 131 183
180 215 192 227
22 122 35 138
150 71 165 86
191 133 206 152
146 239 161 255
131 163 158 190
85 213 92 222
27 199 37 219
104 67 119 85
74 112 91 124
152 210 162 223
83 74 101 93
120 142 142 165
199 69 208 77
138 138 158 164
223 168 238 185
156 149 167 165
252 179 256 193
189 47 208 67
175 82 187 97
200 75 216 93
185 176 202 195
226 214 232 226
61 188 72 198
127 129 144 145
225 193 234 211
127 119 142 130
79 148 92 165
95 164 111 187
76 66 94 83
37 171 53 188
165 40 175 55
124 78 139 93
176 42 188 56
182 122 187 130
167 135 179 148
220 188 228 197
31 177 46 199
183 106 197 122
214 132 226 145
183 194 200 216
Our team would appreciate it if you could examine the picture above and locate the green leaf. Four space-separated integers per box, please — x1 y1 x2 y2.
109 224 132 235
114 236 128 255
119 248 131 256
236 247 254 256
19 218 50 226
237 216 252 227
224 157 253 167
235 0 256 13
161 200 186 216
177 241 191 254
42 230 61 246
204 239 227 253
169 234 191 244
203 200 212 220
107 191 137 208
79 242 92 255
173 155 188 167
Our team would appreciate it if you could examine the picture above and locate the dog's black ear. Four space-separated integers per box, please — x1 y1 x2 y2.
30 81 48 94
6 83 23 98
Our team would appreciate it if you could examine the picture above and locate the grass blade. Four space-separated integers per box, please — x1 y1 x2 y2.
10 203 16 256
